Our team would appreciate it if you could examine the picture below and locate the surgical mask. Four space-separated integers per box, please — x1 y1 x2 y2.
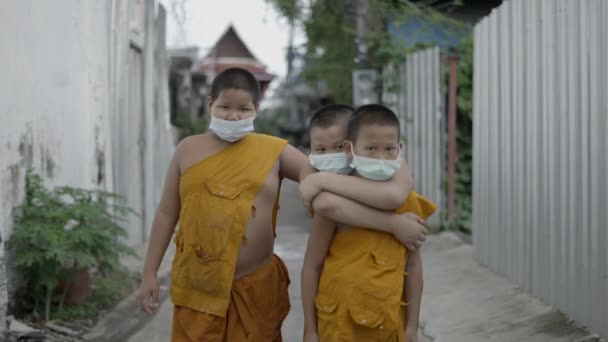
350 146 401 181
308 152 353 174
208 114 255 142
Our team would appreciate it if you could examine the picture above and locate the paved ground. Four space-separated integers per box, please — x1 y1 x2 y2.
124 181 604 342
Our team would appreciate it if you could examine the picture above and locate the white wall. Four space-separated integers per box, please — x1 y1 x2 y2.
0 0 175 325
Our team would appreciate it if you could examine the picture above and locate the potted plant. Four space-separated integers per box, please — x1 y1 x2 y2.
7 170 136 321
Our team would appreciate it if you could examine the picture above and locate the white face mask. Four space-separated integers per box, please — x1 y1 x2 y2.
308 152 353 174
208 114 255 142
350 145 401 181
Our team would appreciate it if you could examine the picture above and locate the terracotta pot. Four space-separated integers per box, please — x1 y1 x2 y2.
56 269 92 305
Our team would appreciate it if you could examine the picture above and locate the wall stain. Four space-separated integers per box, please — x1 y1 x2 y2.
95 124 105 186
46 154 55 179
18 126 34 168
96 149 105 185
7 164 20 202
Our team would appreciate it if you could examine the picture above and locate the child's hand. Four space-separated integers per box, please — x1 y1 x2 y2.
390 212 428 251
139 273 160 315
405 326 419 342
303 331 320 342
299 173 324 210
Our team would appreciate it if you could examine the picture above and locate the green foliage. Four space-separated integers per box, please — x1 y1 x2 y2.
256 111 282 136
50 302 96 321
176 112 207 140
447 34 473 233
265 0 303 23
268 0 467 104
7 170 136 321
301 0 359 103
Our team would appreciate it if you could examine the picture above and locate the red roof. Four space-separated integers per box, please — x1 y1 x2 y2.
200 25 276 84
205 25 257 59
199 63 275 82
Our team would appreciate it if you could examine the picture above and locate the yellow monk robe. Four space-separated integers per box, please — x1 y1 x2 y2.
315 192 436 342
171 133 290 341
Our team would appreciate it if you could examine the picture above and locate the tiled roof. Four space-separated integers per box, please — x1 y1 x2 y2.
205 25 257 59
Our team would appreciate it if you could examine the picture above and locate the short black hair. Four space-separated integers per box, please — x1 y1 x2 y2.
347 104 400 142
210 68 261 108
308 104 354 134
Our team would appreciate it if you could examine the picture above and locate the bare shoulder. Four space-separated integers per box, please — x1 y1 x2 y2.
176 133 213 150
174 133 217 174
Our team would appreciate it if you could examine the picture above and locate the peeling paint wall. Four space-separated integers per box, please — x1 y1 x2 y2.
0 0 175 326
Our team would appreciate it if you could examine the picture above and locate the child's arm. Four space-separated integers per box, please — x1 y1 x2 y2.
277 145 426 251
278 144 315 182
139 146 182 315
299 159 414 210
302 215 336 340
404 250 423 341
278 145 413 213
314 192 427 251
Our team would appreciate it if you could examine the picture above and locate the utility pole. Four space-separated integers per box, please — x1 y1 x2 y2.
286 21 298 129
355 0 369 67
353 0 378 106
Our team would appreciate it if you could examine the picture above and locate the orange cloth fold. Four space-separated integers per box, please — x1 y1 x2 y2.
172 255 291 342
316 192 436 341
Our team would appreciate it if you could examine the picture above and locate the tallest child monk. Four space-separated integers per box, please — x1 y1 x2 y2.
138 68 428 341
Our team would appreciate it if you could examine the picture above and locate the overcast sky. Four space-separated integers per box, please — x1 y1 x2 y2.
159 0 303 79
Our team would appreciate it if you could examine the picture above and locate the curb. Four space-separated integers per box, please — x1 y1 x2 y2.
83 270 171 342
83 243 175 342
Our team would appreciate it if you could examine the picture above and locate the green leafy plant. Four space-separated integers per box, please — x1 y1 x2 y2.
267 0 467 103
445 34 473 232
8 170 136 321
176 112 207 140
256 110 283 136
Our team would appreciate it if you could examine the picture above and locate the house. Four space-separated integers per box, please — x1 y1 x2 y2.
199 25 276 99
169 25 277 127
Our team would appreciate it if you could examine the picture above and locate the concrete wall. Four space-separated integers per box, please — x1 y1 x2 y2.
473 0 608 337
0 0 175 325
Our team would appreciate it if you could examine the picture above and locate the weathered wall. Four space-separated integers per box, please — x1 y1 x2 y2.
0 0 175 325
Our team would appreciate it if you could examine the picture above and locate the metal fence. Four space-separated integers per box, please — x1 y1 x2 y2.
384 47 444 227
472 0 608 337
